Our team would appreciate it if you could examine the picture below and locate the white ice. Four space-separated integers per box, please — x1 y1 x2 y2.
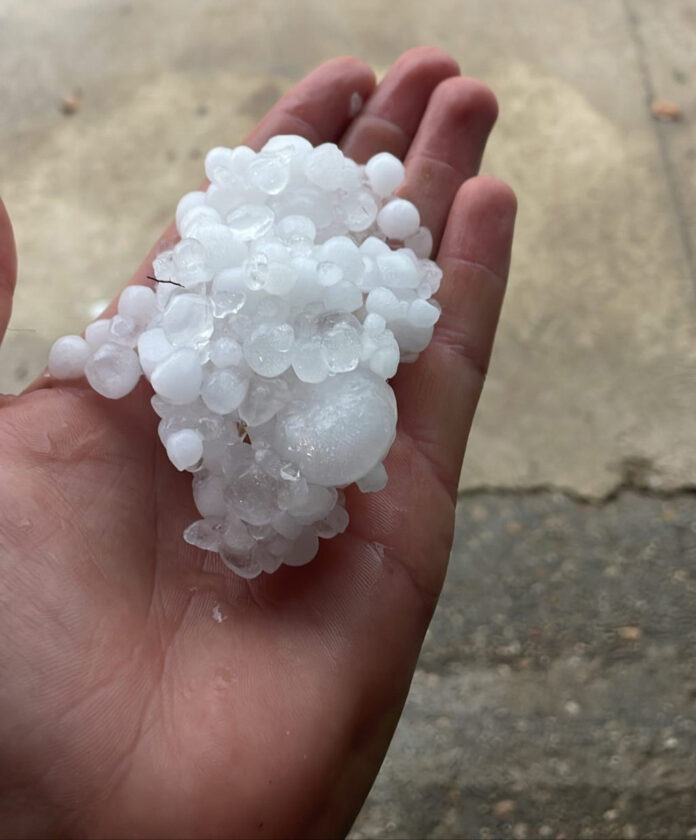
47 137 442 577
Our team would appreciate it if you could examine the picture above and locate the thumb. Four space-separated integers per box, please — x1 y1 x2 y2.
0 198 17 344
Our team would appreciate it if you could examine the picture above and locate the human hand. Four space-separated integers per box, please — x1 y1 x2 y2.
0 47 515 838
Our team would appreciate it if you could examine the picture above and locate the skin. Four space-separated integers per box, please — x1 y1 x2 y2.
0 48 516 839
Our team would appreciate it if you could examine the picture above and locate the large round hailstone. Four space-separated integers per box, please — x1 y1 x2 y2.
274 369 397 487
45 136 442 578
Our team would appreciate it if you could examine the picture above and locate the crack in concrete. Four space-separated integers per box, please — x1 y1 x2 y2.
458 480 696 505
622 0 696 292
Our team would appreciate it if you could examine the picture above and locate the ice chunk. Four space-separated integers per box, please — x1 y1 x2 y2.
357 462 388 493
193 473 227 518
341 190 378 232
84 319 112 352
173 238 212 287
320 313 362 373
225 455 279 526
227 204 275 241
84 342 142 399
365 152 405 197
209 336 243 368
201 367 249 415
48 335 91 380
408 298 441 329
137 328 174 378
291 335 329 383
238 376 290 426
118 285 157 326
377 198 421 240
303 143 345 190
46 135 443 577
315 504 350 538
166 428 204 471
283 529 320 567
184 518 224 552
275 369 397 486
243 323 294 377
249 151 290 195
324 280 363 313
163 294 214 347
176 190 206 229
405 226 433 259
150 348 202 404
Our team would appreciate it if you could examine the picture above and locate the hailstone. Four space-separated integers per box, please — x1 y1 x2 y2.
47 137 442 578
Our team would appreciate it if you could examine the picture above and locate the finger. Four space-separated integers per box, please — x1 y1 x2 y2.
0 198 17 344
392 175 517 497
340 46 460 163
399 76 498 252
246 56 376 150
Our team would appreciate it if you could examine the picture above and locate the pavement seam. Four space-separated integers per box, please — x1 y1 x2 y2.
458 481 696 505
622 0 696 292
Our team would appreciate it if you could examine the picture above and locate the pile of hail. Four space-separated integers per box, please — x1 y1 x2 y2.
47 135 442 578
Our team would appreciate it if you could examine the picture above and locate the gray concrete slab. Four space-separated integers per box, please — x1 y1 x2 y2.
351 491 696 839
0 0 695 498
626 0 696 273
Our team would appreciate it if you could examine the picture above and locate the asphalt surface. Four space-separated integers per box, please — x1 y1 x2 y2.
351 489 696 839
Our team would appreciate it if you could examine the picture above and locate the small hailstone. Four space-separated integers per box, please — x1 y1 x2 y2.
291 335 329 383
323 280 363 313
137 328 174 378
194 224 247 272
363 312 386 336
377 198 421 240
357 462 388 493
184 518 223 552
150 348 202 404
320 314 362 373
377 252 420 289
193 473 226 517
341 190 378 232
166 428 204 471
227 204 275 240
47 136 442 577
173 238 212 287
408 298 441 329
405 226 433 259
178 205 222 238
201 367 249 414
48 335 91 380
238 376 290 427
365 286 403 321
243 323 294 377
109 314 139 347
209 336 242 367
84 319 112 351
84 342 142 398
118 285 158 326
176 191 206 228
162 294 214 347
365 152 405 197
303 143 345 190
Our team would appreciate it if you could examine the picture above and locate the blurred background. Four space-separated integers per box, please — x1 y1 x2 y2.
1 0 695 836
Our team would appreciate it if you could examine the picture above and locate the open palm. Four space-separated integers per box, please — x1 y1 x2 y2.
0 49 515 839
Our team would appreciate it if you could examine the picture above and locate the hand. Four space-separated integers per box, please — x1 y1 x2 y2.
0 48 515 838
